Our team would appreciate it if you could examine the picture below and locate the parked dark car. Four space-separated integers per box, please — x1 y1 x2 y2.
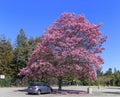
27 82 52 95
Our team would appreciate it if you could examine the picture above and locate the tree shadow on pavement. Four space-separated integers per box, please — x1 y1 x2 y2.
15 88 87 95
104 92 120 95
107 87 120 90
15 88 27 92
52 89 87 95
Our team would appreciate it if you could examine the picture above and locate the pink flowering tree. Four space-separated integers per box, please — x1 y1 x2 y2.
19 13 107 90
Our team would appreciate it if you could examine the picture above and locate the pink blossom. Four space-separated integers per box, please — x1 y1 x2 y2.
18 13 107 81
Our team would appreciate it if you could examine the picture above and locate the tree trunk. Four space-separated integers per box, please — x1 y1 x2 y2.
58 76 62 91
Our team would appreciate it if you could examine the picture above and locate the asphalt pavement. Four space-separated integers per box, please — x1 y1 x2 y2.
0 86 120 97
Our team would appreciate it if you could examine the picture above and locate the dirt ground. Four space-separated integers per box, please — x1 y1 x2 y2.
0 86 120 97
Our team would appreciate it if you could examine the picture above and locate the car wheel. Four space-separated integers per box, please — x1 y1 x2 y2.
27 92 31 95
37 90 41 95
49 89 52 94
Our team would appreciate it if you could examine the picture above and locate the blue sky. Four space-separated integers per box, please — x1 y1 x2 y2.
0 0 120 72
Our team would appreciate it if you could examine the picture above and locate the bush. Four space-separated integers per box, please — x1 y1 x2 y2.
0 77 12 87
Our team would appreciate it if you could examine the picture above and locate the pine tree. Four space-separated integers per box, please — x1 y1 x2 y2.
14 29 30 74
0 35 14 77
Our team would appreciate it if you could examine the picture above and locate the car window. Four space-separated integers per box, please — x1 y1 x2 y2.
29 82 46 86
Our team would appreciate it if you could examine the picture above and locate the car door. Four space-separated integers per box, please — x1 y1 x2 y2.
43 85 48 93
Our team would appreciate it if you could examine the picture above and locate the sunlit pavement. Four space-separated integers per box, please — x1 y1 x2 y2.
0 86 120 97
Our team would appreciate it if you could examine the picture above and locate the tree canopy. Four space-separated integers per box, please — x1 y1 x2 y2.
18 13 107 90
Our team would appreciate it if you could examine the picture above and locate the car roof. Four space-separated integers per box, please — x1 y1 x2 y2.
29 82 47 86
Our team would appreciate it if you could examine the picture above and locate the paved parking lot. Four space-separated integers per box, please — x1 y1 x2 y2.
0 86 120 97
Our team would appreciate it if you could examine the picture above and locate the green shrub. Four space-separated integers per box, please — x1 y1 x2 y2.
0 77 12 87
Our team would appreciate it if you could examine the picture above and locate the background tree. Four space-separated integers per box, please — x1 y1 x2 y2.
105 68 112 75
113 70 120 86
14 29 30 75
0 35 14 77
28 36 41 53
96 68 120 86
19 13 107 90
16 29 27 46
